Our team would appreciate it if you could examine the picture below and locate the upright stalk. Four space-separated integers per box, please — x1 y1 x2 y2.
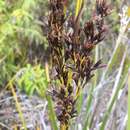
47 1 112 129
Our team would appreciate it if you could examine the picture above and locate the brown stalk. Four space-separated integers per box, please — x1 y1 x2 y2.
46 0 112 130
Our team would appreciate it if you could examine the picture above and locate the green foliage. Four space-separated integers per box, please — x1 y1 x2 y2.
16 64 48 96
0 0 47 87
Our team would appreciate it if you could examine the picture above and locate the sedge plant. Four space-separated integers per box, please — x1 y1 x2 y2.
46 0 112 130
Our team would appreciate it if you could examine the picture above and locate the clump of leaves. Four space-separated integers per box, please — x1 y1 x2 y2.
46 0 112 130
16 64 48 97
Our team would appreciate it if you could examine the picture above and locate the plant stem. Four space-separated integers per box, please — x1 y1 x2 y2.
60 123 69 130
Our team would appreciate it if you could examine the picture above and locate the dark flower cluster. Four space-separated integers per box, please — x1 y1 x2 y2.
47 0 111 128
49 86 77 126
48 0 65 49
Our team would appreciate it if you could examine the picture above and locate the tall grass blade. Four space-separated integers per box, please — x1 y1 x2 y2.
99 18 129 84
83 85 94 130
47 96 58 130
94 45 99 86
45 62 58 130
83 45 99 130
75 0 83 17
100 48 127 130
9 82 27 130
77 89 83 113
127 69 130 130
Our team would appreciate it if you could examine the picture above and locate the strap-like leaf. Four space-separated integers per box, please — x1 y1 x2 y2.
75 0 83 17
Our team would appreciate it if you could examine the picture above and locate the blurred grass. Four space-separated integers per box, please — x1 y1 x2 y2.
5 76 27 130
82 3 129 129
127 70 130 130
47 96 58 130
100 48 128 130
9 82 27 130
